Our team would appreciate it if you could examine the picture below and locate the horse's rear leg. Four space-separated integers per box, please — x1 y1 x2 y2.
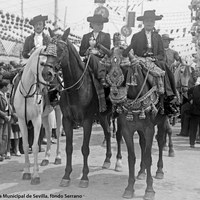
31 117 42 185
99 114 112 169
18 119 31 180
54 105 62 164
144 127 155 200
60 116 73 187
40 116 51 166
166 120 175 157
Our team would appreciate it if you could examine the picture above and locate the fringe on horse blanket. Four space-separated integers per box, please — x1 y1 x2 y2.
91 74 107 113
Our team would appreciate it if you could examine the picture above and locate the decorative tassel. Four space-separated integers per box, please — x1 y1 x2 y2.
139 109 146 119
116 106 123 114
151 103 158 117
126 112 133 121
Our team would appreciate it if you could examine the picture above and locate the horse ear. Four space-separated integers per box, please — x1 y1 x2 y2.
62 28 70 41
48 28 55 38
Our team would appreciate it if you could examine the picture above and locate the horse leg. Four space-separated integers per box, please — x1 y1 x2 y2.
40 115 51 166
115 121 123 172
79 117 93 188
18 119 31 180
137 130 146 180
99 114 112 169
121 122 135 199
31 117 42 185
143 126 155 200
112 118 116 138
60 116 73 187
54 105 62 164
155 123 165 179
166 119 175 157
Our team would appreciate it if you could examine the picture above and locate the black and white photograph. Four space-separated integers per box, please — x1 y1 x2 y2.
0 0 199 199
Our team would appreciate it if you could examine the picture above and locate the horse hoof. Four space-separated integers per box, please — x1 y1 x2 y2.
40 159 49 166
137 172 146 180
143 190 155 200
155 171 164 179
79 180 89 188
102 161 111 169
54 158 61 165
115 165 123 172
22 173 31 180
59 179 70 187
168 151 175 157
31 177 40 185
122 189 134 199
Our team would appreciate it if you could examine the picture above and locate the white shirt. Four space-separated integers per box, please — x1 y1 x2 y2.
34 32 43 48
145 31 152 48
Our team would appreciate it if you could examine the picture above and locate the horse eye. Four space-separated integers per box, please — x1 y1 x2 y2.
40 61 45 66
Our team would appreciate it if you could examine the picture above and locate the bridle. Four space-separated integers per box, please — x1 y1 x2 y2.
54 39 90 91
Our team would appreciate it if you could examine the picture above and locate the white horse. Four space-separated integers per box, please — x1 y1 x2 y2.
13 46 57 184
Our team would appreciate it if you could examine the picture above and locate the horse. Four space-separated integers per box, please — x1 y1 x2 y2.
40 75 63 166
104 46 172 199
13 45 59 184
48 28 122 188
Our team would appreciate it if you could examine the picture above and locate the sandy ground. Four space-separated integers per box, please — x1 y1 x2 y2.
0 122 200 200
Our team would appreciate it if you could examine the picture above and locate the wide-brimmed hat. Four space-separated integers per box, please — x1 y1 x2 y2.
87 14 108 23
137 10 163 21
162 34 174 41
29 15 48 26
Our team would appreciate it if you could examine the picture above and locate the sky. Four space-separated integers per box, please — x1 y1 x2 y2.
0 0 195 62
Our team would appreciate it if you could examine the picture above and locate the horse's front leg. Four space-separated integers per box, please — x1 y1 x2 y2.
79 117 93 188
144 126 155 200
121 123 135 199
18 119 31 181
99 114 112 169
54 105 62 164
40 115 51 166
31 117 42 185
155 124 165 179
137 130 146 180
59 116 73 187
115 119 123 172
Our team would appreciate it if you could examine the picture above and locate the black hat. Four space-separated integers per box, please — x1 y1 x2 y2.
29 15 48 26
137 10 163 21
162 34 174 41
87 14 108 23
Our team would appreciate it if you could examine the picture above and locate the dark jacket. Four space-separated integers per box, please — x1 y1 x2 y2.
188 85 200 116
123 28 164 61
79 31 111 57
22 32 50 59
0 93 8 124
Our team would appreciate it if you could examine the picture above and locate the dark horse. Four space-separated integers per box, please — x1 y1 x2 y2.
104 46 171 199
49 28 122 188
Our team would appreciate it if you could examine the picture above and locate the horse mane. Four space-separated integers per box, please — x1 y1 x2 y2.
66 40 85 70
25 46 45 68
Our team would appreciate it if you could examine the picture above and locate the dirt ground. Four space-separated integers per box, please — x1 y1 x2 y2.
0 123 200 200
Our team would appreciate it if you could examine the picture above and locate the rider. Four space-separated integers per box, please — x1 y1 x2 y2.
122 10 178 115
22 14 50 58
162 34 182 73
79 14 111 87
